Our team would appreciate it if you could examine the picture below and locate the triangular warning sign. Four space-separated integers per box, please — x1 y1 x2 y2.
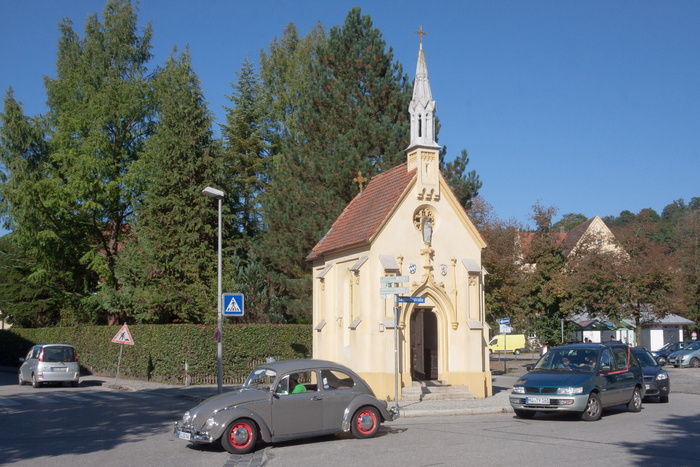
111 323 135 345
225 298 242 314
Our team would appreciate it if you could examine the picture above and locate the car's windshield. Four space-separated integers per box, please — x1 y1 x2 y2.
684 341 700 351
660 342 676 351
533 348 598 372
633 350 658 367
243 367 277 391
43 346 75 363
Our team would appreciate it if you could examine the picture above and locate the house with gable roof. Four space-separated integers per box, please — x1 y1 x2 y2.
307 36 491 399
518 216 692 350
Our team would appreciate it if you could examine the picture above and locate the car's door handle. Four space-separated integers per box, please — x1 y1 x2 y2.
313 396 323 401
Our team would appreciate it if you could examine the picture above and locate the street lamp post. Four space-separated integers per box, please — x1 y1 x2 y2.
202 186 225 394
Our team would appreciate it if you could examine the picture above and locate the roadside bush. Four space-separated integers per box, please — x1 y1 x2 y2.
0 324 311 384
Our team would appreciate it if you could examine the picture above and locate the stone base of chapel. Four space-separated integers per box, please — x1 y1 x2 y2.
359 370 493 401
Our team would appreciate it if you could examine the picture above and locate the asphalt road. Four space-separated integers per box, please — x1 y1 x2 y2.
1 365 699 467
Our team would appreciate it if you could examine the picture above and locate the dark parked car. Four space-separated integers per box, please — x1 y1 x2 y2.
510 343 645 421
652 341 692 365
175 359 398 454
631 347 670 403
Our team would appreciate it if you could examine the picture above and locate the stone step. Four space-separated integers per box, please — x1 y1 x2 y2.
401 381 475 401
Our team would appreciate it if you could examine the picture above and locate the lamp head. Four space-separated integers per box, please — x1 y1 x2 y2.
202 186 225 199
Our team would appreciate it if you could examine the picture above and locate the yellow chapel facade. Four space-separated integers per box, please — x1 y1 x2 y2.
307 38 492 399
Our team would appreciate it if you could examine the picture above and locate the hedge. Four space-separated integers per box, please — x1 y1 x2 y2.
0 324 312 385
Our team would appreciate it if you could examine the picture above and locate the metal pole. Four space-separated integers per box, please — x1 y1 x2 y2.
115 344 123 387
394 300 400 413
217 197 223 394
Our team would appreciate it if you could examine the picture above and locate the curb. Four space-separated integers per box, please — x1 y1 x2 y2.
401 406 514 418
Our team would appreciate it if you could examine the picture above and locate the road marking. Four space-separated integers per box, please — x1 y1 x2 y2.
87 392 124 400
0 398 22 406
51 392 91 402
122 392 154 398
14 393 60 403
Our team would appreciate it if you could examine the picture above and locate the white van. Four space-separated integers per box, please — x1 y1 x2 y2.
488 334 527 355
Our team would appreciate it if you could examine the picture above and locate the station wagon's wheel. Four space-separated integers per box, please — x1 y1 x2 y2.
580 393 602 421
514 409 536 419
18 372 24 386
351 406 380 439
222 418 257 455
690 358 700 368
656 357 667 365
514 349 521 355
627 388 642 412
31 373 42 389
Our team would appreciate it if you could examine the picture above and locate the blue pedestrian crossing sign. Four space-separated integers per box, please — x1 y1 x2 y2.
222 293 245 316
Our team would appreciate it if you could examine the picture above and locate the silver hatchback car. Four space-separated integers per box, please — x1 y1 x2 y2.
19 344 80 388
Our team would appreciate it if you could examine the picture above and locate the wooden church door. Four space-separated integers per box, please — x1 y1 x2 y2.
410 309 438 381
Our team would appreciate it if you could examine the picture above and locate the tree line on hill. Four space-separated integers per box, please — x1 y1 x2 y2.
472 198 699 345
0 1 480 327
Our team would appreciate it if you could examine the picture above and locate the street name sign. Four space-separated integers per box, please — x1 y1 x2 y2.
397 296 426 303
380 276 409 285
380 286 409 295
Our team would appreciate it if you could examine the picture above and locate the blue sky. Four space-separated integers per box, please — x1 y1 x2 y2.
2 0 699 236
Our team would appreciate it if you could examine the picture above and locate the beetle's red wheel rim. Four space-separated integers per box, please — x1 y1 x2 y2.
229 421 253 449
355 409 378 435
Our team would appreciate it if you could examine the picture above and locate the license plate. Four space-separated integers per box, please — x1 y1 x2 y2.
177 431 191 441
526 397 550 405
51 367 67 372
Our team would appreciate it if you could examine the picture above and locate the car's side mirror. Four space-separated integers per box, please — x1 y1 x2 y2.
658 361 665 367
525 364 533 371
600 364 612 373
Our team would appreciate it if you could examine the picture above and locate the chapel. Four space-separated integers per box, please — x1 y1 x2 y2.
307 33 491 399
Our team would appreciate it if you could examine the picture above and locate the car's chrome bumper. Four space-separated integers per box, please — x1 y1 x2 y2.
174 422 214 444
388 405 400 421
509 393 589 412
39 372 80 382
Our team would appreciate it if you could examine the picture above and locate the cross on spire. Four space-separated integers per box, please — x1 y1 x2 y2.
353 171 368 192
414 25 427 45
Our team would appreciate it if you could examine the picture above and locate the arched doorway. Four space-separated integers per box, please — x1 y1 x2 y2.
410 308 438 381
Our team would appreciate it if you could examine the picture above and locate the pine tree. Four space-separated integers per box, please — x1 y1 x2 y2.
0 90 96 324
221 58 270 249
108 48 220 323
258 8 412 321
220 58 281 323
441 149 482 209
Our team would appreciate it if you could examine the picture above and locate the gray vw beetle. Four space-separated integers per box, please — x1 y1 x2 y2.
174 359 399 454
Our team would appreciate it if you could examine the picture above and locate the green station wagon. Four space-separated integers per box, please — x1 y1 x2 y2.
510 343 644 421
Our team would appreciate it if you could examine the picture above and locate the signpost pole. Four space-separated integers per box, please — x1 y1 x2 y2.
394 297 400 413
115 344 124 387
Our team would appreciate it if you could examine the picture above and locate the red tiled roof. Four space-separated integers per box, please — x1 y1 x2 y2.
307 163 416 261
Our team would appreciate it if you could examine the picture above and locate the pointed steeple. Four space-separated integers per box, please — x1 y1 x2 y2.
407 26 440 201
408 26 439 150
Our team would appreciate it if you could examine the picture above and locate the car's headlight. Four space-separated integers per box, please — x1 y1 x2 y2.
656 371 669 381
557 387 583 395
204 416 217 431
182 411 191 424
512 386 525 394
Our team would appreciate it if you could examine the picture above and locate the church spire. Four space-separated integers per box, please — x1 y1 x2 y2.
408 25 439 150
407 26 440 201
